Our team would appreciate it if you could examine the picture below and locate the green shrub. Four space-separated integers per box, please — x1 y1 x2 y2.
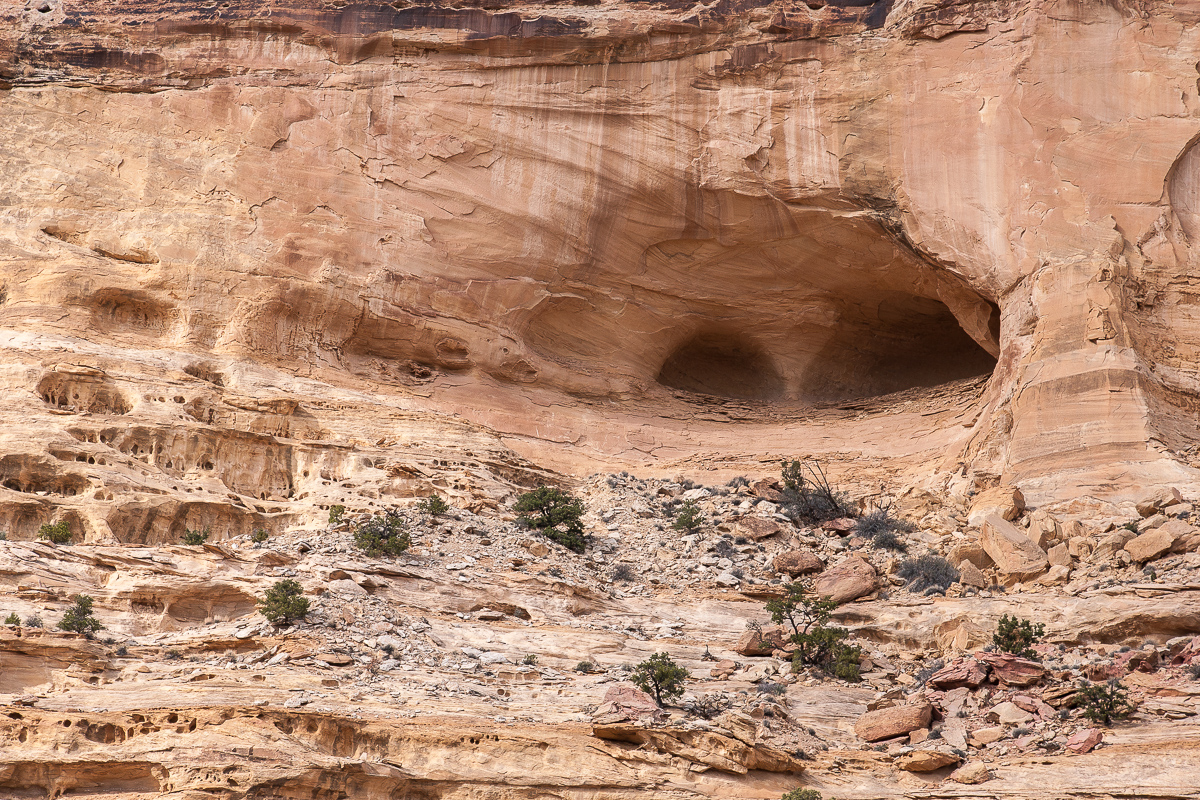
3 612 18 625
58 594 103 637
575 660 595 674
1073 679 1135 725
37 521 71 545
897 554 959 595
0 530 8 541
250 528 269 546
181 527 210 546
782 790 823 800
417 494 450 516
328 505 346 525
672 499 704 532
514 486 587 553
23 614 42 628
779 459 850 523
783 790 822 800
766 582 861 681
992 614 1046 659
522 653 539 666
258 579 310 625
353 510 411 557
631 651 690 707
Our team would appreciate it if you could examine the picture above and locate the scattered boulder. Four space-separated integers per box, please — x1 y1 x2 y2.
735 516 785 541
1065 727 1104 754
947 540 994 570
854 702 933 742
813 555 878 604
968 486 1026 527
970 726 1006 745
751 479 784 502
773 550 824 577
928 657 989 689
734 625 790 657
980 514 1048 583
1047 542 1072 567
957 560 988 589
975 652 1047 686
821 517 856 534
988 701 1033 725
592 685 668 725
896 750 961 772
1125 527 1176 563
951 762 993 784
1136 487 1183 518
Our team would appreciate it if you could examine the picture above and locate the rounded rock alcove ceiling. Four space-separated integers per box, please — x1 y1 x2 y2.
521 208 1001 405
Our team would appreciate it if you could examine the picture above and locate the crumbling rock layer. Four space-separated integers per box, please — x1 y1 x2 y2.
4 0 1200 543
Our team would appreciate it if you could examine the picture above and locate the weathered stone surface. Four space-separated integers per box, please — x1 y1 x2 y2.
1066 728 1104 754
773 550 824 577
735 516 785 541
948 541 994 570
988 701 1034 726
1136 488 1183 518
734 625 790 657
854 703 933 742
957 560 989 589
813 555 878 604
976 653 1047 687
951 762 993 784
980 515 1049 583
928 657 989 690
896 750 961 772
1047 543 1073 568
1125 528 1176 563
968 486 1026 527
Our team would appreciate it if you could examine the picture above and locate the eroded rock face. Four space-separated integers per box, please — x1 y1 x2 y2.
0 0 1199 545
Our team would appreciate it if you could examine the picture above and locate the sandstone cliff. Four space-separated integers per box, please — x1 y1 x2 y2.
5 1 1200 798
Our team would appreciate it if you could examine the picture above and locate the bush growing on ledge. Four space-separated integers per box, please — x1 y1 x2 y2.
4 613 18 625
181 527 210 546
353 510 411 557
1073 679 1135 725
58 594 104 637
632 651 690 707
671 499 704 532
897 554 959 595
258 579 309 625
514 486 587 553
37 521 72 545
23 614 42 628
766 582 861 682
992 614 1046 659
782 790 823 800
250 528 269 546
779 459 850 523
417 494 450 516
328 505 346 525
857 507 914 552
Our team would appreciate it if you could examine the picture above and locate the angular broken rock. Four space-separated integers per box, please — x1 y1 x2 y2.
1066 727 1104 754
988 701 1034 725
980 514 1048 583
854 702 932 742
928 657 989 689
947 540 994 570
592 685 667 725
734 625 790 657
772 550 824 577
968 485 1026 527
1136 487 1183 518
975 652 1047 687
951 762 993 784
813 554 878 604
1125 527 1176 563
957 560 988 589
315 652 353 666
895 750 961 772
735 516 785 541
